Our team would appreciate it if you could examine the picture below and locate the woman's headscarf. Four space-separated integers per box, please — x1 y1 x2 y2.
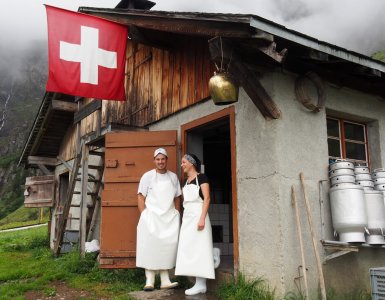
183 153 201 172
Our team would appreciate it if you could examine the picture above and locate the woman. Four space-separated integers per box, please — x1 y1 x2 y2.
175 154 215 296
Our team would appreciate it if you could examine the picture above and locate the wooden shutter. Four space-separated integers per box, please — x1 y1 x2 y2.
100 130 177 268
24 175 55 208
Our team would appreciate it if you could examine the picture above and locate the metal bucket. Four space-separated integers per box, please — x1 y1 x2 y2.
355 173 372 181
329 160 354 171
329 184 367 243
375 184 385 191
357 181 375 188
330 175 356 185
329 168 355 178
374 178 385 185
354 166 370 174
364 190 385 245
372 171 385 178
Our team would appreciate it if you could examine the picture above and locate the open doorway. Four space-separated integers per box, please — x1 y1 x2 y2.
181 107 237 273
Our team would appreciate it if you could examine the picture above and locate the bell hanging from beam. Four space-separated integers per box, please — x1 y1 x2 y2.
208 71 239 105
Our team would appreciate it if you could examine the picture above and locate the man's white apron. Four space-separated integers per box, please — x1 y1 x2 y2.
136 171 180 270
175 177 215 279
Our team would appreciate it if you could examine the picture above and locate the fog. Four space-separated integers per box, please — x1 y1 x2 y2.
0 0 384 56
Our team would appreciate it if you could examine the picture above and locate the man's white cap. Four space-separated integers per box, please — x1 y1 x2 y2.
154 147 168 158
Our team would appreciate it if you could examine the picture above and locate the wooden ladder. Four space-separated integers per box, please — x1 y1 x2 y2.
80 147 105 256
53 141 83 256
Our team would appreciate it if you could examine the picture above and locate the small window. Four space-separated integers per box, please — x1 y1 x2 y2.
327 117 369 165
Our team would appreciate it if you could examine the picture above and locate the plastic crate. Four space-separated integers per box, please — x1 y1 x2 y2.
370 268 385 300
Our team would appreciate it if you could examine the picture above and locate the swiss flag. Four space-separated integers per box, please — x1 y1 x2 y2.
45 5 128 101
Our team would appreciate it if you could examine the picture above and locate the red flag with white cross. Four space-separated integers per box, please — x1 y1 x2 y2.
45 5 127 101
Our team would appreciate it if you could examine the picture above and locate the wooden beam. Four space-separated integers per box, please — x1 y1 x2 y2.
74 100 102 124
38 164 53 175
308 49 329 62
80 144 89 257
82 10 258 38
209 37 282 119
353 66 382 77
57 156 73 171
256 42 287 64
28 156 58 166
51 100 77 112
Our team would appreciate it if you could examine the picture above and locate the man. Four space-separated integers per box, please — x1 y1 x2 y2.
136 148 181 291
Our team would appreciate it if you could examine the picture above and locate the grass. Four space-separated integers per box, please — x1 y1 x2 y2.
0 206 50 230
216 273 371 300
217 272 276 300
326 289 371 300
0 225 145 299
0 225 372 299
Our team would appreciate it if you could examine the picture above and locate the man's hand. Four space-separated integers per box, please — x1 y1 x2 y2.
138 193 146 213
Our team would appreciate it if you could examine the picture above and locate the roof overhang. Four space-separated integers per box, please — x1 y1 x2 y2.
249 17 385 74
18 92 77 167
79 7 385 75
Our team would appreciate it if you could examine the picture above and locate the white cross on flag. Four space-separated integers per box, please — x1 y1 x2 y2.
45 5 128 101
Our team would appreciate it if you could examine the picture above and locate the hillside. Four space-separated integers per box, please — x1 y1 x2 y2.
372 49 385 62
0 41 47 219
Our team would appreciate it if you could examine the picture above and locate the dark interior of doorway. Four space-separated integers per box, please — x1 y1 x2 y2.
186 117 234 272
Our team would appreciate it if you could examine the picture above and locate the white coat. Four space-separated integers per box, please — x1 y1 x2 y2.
136 171 180 270
175 176 215 279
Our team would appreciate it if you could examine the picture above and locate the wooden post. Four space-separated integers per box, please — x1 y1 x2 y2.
291 186 309 299
95 108 101 137
80 144 89 257
87 198 100 242
300 173 327 300
38 208 42 224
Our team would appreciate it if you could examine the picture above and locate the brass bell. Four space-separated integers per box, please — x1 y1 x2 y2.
208 72 239 105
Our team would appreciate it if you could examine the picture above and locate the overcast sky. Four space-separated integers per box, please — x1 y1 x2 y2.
1 0 385 56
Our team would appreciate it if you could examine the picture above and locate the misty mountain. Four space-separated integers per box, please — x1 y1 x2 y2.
0 41 47 218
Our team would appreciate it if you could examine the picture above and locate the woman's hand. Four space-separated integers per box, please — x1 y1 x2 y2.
197 217 205 231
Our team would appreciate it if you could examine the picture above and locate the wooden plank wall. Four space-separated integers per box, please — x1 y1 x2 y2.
103 36 213 126
59 36 214 161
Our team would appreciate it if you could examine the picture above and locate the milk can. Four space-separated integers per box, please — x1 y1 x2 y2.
364 189 385 244
329 184 367 243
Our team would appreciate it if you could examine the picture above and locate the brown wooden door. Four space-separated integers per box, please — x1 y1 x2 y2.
100 130 177 268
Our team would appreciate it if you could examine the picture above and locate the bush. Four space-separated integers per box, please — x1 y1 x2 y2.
0 153 20 168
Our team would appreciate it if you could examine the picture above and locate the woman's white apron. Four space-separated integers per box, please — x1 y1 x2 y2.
175 177 215 279
136 171 180 270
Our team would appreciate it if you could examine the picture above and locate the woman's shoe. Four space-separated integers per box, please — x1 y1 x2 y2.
185 277 207 295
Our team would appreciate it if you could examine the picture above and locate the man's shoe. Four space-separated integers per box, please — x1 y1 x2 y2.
160 282 179 289
144 269 155 291
143 284 155 292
